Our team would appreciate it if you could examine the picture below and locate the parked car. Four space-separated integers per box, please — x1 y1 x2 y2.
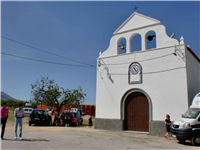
23 108 33 116
61 110 83 126
171 93 200 146
29 109 52 126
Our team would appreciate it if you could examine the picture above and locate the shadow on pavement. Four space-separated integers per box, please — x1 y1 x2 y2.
177 141 200 147
2 138 49 142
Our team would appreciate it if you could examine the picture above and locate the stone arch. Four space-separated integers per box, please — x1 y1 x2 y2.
129 33 142 52
120 88 152 122
145 30 157 50
117 37 126 55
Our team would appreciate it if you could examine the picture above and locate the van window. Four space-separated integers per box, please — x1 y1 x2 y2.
182 108 200 119
24 109 28 111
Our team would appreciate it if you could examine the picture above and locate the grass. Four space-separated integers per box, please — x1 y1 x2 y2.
8 109 15 121
7 109 29 122
82 119 95 125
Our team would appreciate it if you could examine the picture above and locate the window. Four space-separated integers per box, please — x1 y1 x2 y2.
182 108 200 119
32 110 44 115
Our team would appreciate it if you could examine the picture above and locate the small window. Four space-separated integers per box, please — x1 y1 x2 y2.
24 109 28 111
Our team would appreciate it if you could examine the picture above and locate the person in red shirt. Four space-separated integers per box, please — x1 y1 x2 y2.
1 102 9 139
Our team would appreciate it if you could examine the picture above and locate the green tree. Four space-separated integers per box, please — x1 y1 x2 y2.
31 76 86 114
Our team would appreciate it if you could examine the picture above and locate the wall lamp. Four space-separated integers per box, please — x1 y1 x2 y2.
173 45 185 62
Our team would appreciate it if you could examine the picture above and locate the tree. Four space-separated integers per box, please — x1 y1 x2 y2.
31 76 86 114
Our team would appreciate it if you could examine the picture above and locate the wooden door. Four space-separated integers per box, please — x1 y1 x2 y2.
124 92 149 132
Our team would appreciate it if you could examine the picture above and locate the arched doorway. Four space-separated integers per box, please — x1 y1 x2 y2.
124 92 149 132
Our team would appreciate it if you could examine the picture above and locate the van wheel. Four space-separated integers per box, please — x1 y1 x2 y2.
76 121 79 126
191 135 200 146
29 123 31 126
177 138 186 144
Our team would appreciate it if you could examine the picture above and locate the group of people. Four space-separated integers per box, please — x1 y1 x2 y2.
1 102 25 140
3 104 174 141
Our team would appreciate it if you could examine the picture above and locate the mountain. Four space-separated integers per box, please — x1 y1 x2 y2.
1 91 20 101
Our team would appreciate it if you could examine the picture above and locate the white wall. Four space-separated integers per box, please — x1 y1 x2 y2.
96 12 190 122
185 48 200 107
96 45 189 121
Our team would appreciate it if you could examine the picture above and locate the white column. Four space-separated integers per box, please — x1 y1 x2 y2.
126 38 131 53
141 34 146 51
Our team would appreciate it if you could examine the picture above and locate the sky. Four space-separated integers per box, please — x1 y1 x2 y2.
1 1 199 105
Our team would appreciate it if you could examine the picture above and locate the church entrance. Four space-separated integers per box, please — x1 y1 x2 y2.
124 92 149 132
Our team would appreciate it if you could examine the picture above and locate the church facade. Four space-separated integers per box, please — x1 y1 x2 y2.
95 12 200 136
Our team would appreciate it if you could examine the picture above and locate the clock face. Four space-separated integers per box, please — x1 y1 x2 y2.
130 63 140 74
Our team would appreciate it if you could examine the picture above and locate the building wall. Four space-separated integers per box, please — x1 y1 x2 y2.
95 12 195 135
96 44 188 122
186 48 200 107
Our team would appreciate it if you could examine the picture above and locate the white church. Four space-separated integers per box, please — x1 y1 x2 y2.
95 12 200 136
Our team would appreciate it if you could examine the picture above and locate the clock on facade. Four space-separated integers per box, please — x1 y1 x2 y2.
130 63 141 74
128 62 142 84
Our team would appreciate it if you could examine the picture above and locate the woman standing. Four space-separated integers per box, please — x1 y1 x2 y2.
164 114 172 140
88 116 93 127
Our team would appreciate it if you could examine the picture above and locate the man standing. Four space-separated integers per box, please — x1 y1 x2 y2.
1 102 9 139
14 103 25 140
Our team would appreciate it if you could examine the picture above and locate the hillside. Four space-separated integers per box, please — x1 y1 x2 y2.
1 91 20 101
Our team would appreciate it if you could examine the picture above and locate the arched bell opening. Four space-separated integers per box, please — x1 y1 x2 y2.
130 34 142 52
117 37 126 55
146 31 156 50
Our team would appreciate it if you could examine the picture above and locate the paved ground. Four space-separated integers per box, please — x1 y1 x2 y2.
1 121 199 150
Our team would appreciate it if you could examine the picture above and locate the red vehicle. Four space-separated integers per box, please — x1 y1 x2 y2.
61 110 83 126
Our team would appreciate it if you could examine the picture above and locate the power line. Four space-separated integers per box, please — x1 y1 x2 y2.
1 36 96 67
109 67 186 75
100 53 173 65
1 52 93 68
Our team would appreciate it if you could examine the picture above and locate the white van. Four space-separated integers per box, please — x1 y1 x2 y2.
171 93 200 146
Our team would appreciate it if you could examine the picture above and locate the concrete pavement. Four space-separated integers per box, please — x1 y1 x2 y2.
1 125 199 150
